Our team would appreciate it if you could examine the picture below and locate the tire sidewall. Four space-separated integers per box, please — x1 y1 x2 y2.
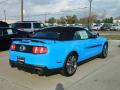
101 44 108 58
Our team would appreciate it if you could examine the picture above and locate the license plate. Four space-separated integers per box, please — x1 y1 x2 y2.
17 56 25 64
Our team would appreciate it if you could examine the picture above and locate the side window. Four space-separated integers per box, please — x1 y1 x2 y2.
3 29 15 35
3 29 8 35
0 30 3 36
33 23 40 28
12 29 18 34
73 30 89 40
74 31 81 40
23 23 31 28
12 23 31 29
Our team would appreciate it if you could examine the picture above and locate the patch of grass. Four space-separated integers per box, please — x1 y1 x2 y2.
101 35 120 40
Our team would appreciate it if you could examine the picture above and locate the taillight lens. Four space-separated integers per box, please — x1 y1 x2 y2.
32 46 47 54
10 44 16 51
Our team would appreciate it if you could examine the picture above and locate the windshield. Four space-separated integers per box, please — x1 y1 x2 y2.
32 31 60 40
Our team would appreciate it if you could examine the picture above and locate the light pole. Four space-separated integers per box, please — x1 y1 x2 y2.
88 0 93 28
21 0 24 21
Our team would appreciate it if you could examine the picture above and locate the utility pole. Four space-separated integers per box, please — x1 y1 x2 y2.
44 14 47 23
4 10 6 22
88 0 93 29
21 0 24 21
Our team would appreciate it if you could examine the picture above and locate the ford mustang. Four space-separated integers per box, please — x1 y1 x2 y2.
9 27 108 76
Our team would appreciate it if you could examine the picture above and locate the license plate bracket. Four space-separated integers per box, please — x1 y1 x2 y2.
17 56 25 64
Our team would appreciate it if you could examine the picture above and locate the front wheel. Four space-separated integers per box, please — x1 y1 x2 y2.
99 44 108 58
63 53 78 76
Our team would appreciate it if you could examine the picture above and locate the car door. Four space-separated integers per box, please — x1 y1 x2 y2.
74 30 101 61
85 30 102 57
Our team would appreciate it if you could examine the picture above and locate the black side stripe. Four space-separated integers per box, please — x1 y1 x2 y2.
86 44 102 49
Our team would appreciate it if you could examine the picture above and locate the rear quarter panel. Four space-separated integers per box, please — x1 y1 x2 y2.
47 40 85 68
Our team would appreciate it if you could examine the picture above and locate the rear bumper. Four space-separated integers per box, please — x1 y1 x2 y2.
9 51 63 69
9 60 61 75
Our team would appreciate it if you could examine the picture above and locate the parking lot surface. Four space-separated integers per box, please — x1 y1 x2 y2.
0 40 120 90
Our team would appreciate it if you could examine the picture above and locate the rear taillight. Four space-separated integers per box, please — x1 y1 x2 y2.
10 44 16 51
32 46 47 54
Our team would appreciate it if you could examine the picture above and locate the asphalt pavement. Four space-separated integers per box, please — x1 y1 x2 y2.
0 40 120 90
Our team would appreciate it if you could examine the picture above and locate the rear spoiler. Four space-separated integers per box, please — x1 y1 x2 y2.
12 38 46 44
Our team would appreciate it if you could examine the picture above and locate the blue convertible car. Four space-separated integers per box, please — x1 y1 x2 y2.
9 27 108 76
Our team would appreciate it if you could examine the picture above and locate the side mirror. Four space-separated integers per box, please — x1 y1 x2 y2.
90 32 100 38
91 31 99 37
96 32 100 36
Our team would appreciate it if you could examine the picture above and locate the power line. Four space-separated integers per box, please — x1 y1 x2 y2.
6 7 88 18
23 7 88 17
1 6 88 21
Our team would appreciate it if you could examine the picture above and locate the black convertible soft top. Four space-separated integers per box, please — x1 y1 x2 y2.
33 26 86 40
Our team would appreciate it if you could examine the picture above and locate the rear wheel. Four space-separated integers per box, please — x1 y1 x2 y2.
99 44 108 58
9 61 16 68
10 64 15 68
63 53 78 76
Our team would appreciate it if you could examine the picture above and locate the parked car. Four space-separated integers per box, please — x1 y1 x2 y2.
100 24 111 31
91 24 102 31
0 21 9 27
11 21 46 32
82 27 99 36
77 26 100 36
110 24 120 31
0 27 29 50
9 27 108 76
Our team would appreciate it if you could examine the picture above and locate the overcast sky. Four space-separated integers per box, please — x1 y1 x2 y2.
0 0 120 21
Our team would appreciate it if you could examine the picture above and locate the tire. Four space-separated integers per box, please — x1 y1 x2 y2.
10 64 16 68
9 61 16 68
63 53 78 76
99 44 108 58
17 66 22 70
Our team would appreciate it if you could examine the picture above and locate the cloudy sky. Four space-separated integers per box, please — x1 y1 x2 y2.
0 0 120 21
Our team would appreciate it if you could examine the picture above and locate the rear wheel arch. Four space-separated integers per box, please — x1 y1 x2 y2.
67 51 78 60
64 51 79 65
